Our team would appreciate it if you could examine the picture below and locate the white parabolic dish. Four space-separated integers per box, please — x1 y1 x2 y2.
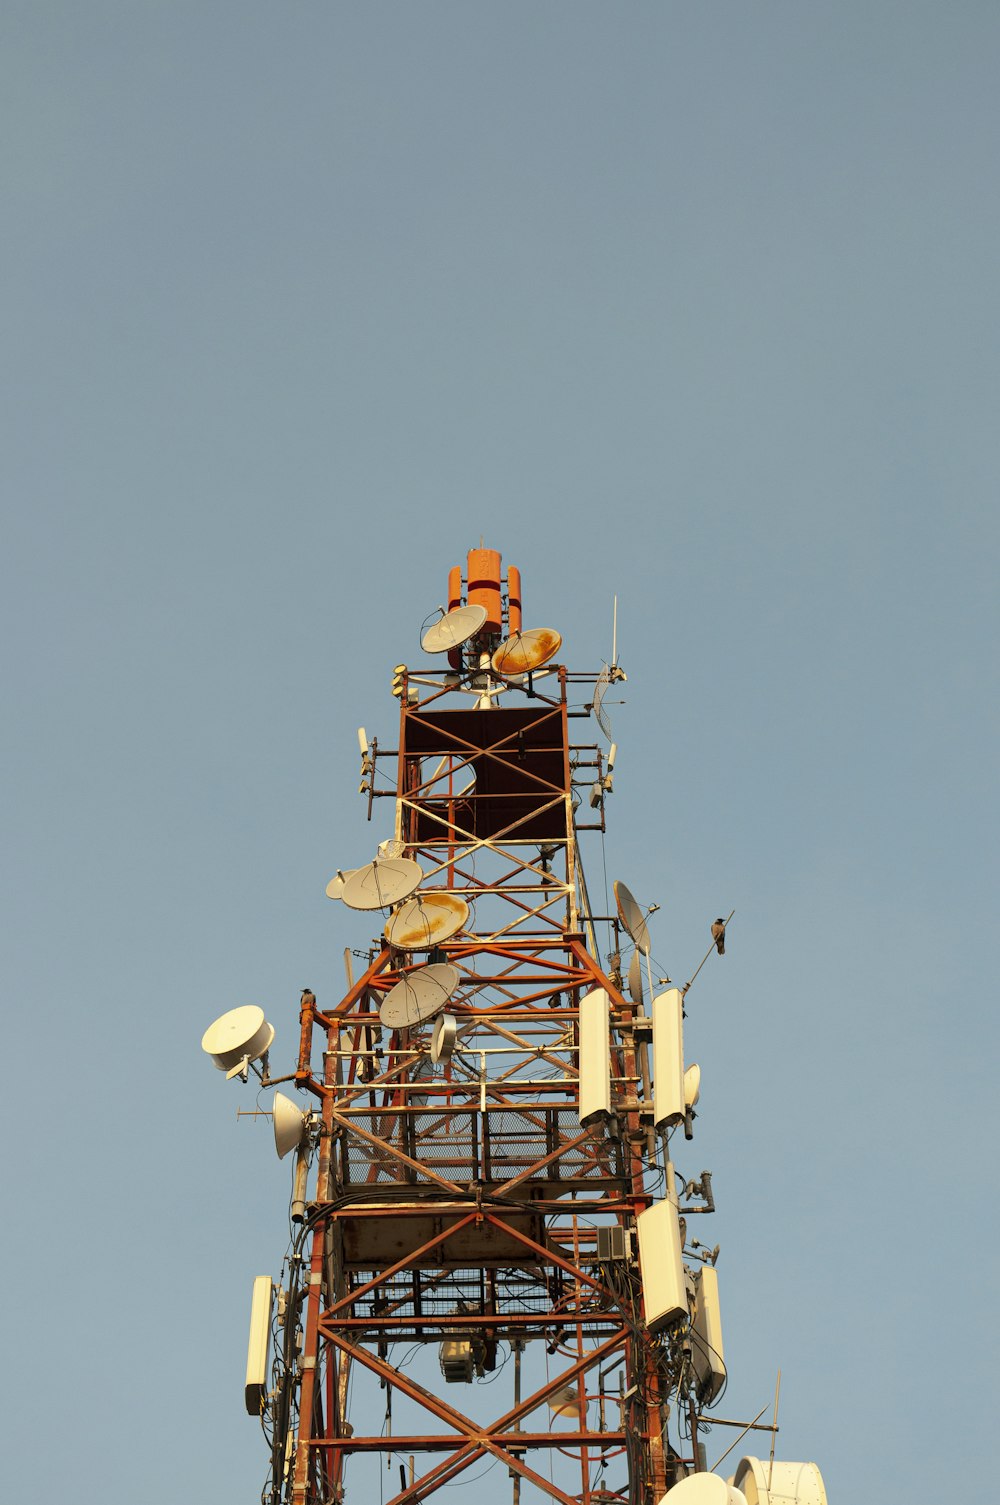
377 838 407 858
341 858 424 911
491 627 562 676
614 880 652 957
325 868 359 900
379 963 460 1029
385 894 470 950
272 1091 308 1160
421 604 488 654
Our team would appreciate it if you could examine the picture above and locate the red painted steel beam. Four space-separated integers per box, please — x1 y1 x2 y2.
325 1210 479 1317
321 1327 625 1505
311 1431 628 1452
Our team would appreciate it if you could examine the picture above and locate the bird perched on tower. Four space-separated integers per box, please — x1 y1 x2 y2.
301 988 316 1011
711 920 726 956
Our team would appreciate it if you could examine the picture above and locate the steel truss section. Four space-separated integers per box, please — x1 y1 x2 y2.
283 655 676 1505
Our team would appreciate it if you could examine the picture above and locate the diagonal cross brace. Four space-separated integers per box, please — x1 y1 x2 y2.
319 1327 626 1505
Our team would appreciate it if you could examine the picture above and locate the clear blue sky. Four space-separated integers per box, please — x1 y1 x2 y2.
2 5 996 1502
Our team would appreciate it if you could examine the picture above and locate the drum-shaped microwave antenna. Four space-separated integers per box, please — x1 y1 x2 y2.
201 1005 275 1077
658 1475 748 1505
379 963 460 1029
430 1011 457 1063
341 857 424 911
421 604 488 654
684 1062 702 1109
385 893 470 951
491 627 562 677
272 1091 309 1160
547 1385 583 1421
614 880 651 957
733 1458 827 1505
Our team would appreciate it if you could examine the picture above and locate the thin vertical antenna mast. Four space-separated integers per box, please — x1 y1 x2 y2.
768 1370 782 1490
612 595 618 668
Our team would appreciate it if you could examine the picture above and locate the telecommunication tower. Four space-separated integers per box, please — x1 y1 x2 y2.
202 548 828 1505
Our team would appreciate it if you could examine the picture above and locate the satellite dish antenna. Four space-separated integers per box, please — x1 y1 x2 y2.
592 665 626 743
592 664 615 742
272 1091 310 1160
614 880 652 957
379 963 460 1029
377 838 406 859
325 868 360 900
201 1006 275 1080
430 1011 457 1063
491 628 562 677
547 1385 583 1421
421 604 488 654
627 949 644 1004
684 1063 701 1109
341 857 424 911
385 893 470 950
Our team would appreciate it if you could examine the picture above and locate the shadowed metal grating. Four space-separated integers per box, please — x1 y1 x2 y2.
338 1108 615 1184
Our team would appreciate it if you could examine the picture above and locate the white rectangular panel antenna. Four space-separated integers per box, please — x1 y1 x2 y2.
691 1265 726 1403
652 988 685 1128
578 987 611 1127
245 1275 274 1415
636 1199 687 1332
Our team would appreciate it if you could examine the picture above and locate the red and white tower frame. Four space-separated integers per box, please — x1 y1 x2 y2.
266 550 709 1505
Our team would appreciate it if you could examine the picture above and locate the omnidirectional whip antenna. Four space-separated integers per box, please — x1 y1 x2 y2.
707 1402 772 1474
768 1369 782 1492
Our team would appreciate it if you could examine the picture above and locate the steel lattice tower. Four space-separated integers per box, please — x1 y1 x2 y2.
264 550 708 1505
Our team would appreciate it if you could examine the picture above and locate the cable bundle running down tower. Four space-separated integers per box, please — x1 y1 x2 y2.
202 547 829 1505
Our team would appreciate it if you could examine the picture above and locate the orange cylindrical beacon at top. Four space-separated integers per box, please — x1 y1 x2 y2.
445 565 465 669
466 548 503 634
506 565 522 635
447 566 463 613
